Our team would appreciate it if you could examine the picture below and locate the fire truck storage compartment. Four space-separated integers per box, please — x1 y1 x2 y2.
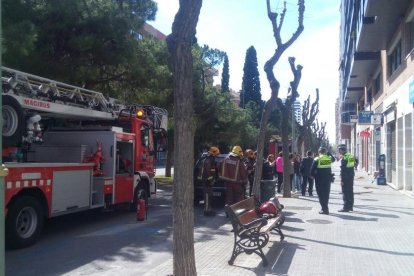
51 167 92 216
33 130 118 177
28 144 90 163
91 176 106 207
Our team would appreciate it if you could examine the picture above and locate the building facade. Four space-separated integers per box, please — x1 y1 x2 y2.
339 0 414 196
293 100 302 125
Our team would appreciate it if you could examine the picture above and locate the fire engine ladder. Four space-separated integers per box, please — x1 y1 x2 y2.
1 66 124 120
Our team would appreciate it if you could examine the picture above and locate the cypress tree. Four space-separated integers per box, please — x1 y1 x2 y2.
240 46 261 107
221 53 230 93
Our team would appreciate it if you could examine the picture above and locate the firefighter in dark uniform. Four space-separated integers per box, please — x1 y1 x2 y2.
198 146 220 216
220 146 248 206
338 144 355 212
311 146 335 215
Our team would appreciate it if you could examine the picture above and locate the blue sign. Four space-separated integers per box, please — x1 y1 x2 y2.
358 111 374 124
410 79 414 103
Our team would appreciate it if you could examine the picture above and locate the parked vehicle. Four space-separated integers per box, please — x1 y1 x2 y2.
193 153 228 207
2 67 168 248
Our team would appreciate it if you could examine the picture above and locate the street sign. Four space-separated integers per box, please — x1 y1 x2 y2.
371 113 383 125
350 115 358 123
358 111 373 124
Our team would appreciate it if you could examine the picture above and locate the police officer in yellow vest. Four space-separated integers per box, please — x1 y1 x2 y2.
311 146 335 215
338 144 355 212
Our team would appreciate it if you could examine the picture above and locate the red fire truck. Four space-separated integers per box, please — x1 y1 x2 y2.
1 67 168 249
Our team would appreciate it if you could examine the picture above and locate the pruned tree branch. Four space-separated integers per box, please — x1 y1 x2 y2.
253 0 305 199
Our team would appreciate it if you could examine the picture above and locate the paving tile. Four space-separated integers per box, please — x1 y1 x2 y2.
145 163 414 276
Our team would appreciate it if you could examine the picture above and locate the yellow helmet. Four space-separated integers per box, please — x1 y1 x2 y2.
231 146 243 157
208 146 220 156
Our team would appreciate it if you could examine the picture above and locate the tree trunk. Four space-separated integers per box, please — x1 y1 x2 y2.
252 97 278 197
165 142 173 177
252 0 305 198
166 1 202 275
281 108 292 198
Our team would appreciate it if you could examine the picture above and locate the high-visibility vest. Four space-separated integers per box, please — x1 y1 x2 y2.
343 152 355 168
316 154 332 168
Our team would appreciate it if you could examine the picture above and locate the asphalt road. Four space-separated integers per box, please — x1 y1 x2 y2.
6 184 177 276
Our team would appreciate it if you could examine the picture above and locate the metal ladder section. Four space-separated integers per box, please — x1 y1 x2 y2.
1 66 125 118
119 105 168 131
2 67 168 130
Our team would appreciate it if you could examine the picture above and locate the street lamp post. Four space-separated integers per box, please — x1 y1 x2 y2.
292 106 295 154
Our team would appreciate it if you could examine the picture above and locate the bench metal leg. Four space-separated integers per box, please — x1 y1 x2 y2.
228 233 269 266
271 215 285 241
272 226 285 241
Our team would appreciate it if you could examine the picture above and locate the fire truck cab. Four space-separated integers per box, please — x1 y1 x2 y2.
2 67 168 249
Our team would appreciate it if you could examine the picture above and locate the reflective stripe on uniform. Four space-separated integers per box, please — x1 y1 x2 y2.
220 158 240 182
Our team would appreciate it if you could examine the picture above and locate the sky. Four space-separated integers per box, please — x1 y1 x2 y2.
150 0 341 141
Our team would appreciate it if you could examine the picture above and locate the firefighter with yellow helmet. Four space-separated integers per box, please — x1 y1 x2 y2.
197 146 220 216
219 146 248 206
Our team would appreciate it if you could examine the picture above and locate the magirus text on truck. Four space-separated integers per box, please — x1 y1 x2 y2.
2 67 168 249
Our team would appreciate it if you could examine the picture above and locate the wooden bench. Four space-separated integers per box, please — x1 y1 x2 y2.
225 196 285 267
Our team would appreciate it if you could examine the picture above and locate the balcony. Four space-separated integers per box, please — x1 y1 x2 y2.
343 0 412 103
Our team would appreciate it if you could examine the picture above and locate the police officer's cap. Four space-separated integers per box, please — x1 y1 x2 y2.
318 146 327 153
338 144 347 150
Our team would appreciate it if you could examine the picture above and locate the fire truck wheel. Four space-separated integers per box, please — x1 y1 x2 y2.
6 196 45 249
2 95 25 147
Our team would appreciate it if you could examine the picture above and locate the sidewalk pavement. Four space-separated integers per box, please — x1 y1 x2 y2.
145 163 414 276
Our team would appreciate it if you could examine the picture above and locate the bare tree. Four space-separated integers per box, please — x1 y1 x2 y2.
310 119 328 152
252 0 305 198
277 58 303 198
297 89 319 154
166 1 202 274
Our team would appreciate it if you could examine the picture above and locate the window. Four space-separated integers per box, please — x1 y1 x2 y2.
373 73 381 96
388 41 401 75
141 125 150 148
410 21 414 52
367 87 372 106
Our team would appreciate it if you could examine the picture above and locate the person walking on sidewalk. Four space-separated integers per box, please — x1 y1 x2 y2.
275 151 284 194
220 146 248 206
262 154 276 180
300 150 314 196
244 149 256 197
293 153 302 193
311 147 335 215
338 144 355 212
